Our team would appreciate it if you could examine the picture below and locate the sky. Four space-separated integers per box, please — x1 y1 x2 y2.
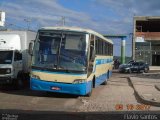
0 0 160 57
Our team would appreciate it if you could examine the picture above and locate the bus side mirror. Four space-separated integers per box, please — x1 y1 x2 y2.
28 42 33 55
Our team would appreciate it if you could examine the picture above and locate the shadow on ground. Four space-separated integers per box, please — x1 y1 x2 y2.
0 85 79 99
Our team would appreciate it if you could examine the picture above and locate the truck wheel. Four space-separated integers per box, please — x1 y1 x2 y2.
14 74 24 90
17 77 23 89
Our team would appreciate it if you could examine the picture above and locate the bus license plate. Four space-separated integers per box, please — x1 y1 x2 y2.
51 87 60 90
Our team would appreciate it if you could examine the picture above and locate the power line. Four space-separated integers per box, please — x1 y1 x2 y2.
61 16 65 26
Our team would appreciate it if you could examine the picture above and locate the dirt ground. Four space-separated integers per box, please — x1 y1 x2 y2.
0 72 160 112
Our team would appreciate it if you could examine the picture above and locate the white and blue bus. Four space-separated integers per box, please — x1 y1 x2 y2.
29 27 113 96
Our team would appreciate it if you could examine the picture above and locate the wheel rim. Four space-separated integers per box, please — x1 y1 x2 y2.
144 68 148 72
128 69 131 73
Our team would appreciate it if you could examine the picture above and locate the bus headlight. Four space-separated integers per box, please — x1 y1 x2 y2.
73 79 85 84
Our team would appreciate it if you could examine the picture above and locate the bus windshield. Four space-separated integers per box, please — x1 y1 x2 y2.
0 51 13 64
32 31 87 72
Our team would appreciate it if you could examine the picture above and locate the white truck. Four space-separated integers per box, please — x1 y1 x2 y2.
0 31 36 89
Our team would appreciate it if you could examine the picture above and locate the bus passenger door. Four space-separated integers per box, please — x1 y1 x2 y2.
87 35 95 77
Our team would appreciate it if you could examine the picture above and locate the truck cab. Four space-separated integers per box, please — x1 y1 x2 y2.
0 31 36 88
0 34 24 88
0 50 22 84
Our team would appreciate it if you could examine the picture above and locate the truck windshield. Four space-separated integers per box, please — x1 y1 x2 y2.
32 31 87 72
0 51 13 64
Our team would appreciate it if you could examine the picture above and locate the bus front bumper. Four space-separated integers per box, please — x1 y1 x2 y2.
30 78 92 95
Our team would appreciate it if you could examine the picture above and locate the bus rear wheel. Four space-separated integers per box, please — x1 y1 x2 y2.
103 79 107 85
103 72 109 85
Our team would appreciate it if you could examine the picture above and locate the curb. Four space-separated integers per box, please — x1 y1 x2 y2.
149 70 160 73
128 77 160 107
155 85 160 91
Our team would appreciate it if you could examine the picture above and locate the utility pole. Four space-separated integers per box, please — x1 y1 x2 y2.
24 18 31 30
0 11 5 27
129 33 133 59
61 16 65 26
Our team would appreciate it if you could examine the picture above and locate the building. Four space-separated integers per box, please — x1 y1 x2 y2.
133 16 160 66
0 11 5 26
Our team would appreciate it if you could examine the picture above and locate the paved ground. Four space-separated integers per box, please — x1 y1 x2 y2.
129 73 160 107
149 66 160 71
0 72 160 112
77 73 138 111
155 84 160 91
77 72 160 111
0 89 79 111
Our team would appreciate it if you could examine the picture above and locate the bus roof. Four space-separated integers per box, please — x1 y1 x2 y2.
40 26 113 44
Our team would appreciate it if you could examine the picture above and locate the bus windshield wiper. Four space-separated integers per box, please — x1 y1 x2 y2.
58 66 71 73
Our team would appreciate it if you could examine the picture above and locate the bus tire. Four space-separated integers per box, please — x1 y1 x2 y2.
103 79 107 85
108 71 110 80
93 76 96 88
104 71 109 85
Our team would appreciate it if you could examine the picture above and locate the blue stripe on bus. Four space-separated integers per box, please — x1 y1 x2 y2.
30 71 112 95
95 72 108 87
96 59 113 65
30 78 92 95
93 58 112 73
31 69 86 76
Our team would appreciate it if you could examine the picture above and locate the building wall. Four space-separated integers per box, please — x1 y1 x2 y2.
133 16 160 66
